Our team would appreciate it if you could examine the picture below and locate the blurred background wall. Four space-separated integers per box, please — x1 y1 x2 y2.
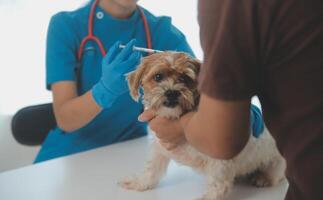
0 0 200 172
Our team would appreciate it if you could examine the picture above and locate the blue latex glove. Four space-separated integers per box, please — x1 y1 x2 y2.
250 104 265 138
92 39 141 108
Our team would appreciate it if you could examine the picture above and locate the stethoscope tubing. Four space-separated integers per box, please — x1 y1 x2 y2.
77 0 152 61
75 0 152 92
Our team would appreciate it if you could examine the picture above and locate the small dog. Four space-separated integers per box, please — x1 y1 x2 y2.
119 52 286 200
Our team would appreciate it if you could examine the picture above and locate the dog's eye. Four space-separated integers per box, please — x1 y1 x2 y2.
178 74 193 85
153 73 163 82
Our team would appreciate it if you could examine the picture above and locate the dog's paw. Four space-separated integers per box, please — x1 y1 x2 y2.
250 171 273 187
196 190 227 200
196 195 225 200
118 175 155 192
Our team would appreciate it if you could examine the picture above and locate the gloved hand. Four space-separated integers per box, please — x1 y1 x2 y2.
92 39 141 108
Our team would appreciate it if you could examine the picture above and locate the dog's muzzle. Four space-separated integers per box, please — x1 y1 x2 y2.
163 89 180 108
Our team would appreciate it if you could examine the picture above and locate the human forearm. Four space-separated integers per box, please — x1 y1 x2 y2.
182 94 250 160
51 81 102 132
54 90 102 132
53 41 139 132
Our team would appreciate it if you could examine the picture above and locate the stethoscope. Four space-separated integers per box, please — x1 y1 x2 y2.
76 0 152 91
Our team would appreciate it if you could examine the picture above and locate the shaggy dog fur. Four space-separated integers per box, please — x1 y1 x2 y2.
119 52 286 200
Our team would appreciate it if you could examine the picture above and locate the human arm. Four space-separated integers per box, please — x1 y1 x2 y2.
183 94 251 159
46 14 101 132
51 81 102 132
46 14 139 132
140 0 262 157
187 0 260 158
139 94 251 159
51 41 140 132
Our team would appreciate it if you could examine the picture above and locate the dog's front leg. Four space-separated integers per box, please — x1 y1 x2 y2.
119 141 170 191
197 162 235 200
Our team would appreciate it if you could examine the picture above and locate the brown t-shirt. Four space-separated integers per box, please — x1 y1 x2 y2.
198 0 323 199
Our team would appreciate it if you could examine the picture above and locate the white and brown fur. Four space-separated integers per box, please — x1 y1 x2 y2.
119 52 286 200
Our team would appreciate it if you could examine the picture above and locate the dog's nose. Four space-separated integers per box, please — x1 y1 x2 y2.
165 90 180 100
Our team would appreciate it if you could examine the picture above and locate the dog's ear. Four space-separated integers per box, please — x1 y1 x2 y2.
127 63 147 101
189 58 201 75
189 58 201 109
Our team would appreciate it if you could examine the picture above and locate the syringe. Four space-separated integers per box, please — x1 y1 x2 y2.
119 44 163 54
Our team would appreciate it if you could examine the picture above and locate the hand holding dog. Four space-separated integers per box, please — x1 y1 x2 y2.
139 109 194 150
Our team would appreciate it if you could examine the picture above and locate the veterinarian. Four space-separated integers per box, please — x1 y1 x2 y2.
140 0 323 199
33 0 195 163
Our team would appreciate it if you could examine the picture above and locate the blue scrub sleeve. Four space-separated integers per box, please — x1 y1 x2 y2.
171 36 195 57
153 17 195 57
250 104 265 138
46 13 79 90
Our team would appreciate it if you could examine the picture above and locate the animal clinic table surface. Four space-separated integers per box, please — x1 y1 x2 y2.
0 136 288 200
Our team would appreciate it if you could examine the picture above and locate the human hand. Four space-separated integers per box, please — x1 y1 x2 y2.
92 39 141 108
138 109 187 150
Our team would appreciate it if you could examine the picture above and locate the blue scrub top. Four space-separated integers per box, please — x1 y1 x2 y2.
34 2 195 163
250 104 264 138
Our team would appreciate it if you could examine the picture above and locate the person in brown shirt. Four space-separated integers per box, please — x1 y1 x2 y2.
138 0 323 199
